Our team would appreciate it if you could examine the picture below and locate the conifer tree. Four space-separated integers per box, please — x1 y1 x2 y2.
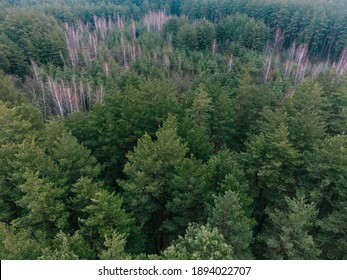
121 114 188 253
283 80 327 152
13 172 69 238
0 222 42 260
208 190 254 259
79 190 139 253
99 232 131 260
242 121 301 212
261 195 320 260
307 135 347 259
40 231 95 260
162 224 233 260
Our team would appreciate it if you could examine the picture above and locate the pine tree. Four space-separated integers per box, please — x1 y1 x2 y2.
79 189 139 254
39 120 101 185
0 222 42 259
208 190 254 259
121 114 188 253
210 87 236 151
99 232 131 260
164 157 212 237
242 121 301 212
0 35 28 76
39 231 95 260
195 19 216 51
0 70 28 106
180 85 214 161
324 82 347 135
13 172 69 238
0 102 32 146
283 80 327 152
306 135 347 259
261 195 320 260
162 224 233 260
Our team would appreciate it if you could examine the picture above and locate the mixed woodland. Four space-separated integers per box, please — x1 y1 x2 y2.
0 0 347 260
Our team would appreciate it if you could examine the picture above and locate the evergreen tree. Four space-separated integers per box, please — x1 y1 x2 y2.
176 24 198 51
79 189 140 253
306 135 347 259
319 202 347 260
233 71 278 149
40 231 95 260
164 157 212 237
260 195 320 260
1 9 66 74
0 35 28 76
0 70 28 106
13 171 69 238
324 82 347 135
39 120 101 185
242 120 301 212
0 222 42 259
283 80 327 152
180 85 214 161
99 232 131 260
208 190 254 259
67 79 179 185
0 102 33 146
210 86 236 151
162 224 233 260
0 139 57 223
121 114 188 253
68 177 104 230
195 19 215 51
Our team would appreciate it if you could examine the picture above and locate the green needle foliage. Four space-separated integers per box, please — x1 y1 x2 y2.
162 224 233 260
208 190 255 259
0 0 347 260
261 195 320 260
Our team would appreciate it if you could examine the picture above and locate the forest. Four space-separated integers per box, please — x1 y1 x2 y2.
0 0 346 260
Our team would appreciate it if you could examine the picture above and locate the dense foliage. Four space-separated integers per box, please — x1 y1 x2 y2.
0 0 346 260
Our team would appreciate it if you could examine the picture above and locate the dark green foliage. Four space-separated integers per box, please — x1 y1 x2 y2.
195 20 216 51
164 157 212 236
0 223 42 260
162 224 233 260
176 24 198 51
209 86 236 151
179 85 214 160
0 34 28 76
38 120 101 185
216 14 270 51
13 171 69 237
79 189 141 253
162 17 183 42
323 81 347 135
1 0 347 261
319 201 347 260
283 80 327 152
208 191 254 259
306 135 347 259
0 9 66 76
306 135 347 214
120 114 188 253
260 195 320 260
40 231 95 260
0 103 35 146
233 71 279 149
0 70 29 106
99 232 131 260
67 78 179 185
242 115 301 211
